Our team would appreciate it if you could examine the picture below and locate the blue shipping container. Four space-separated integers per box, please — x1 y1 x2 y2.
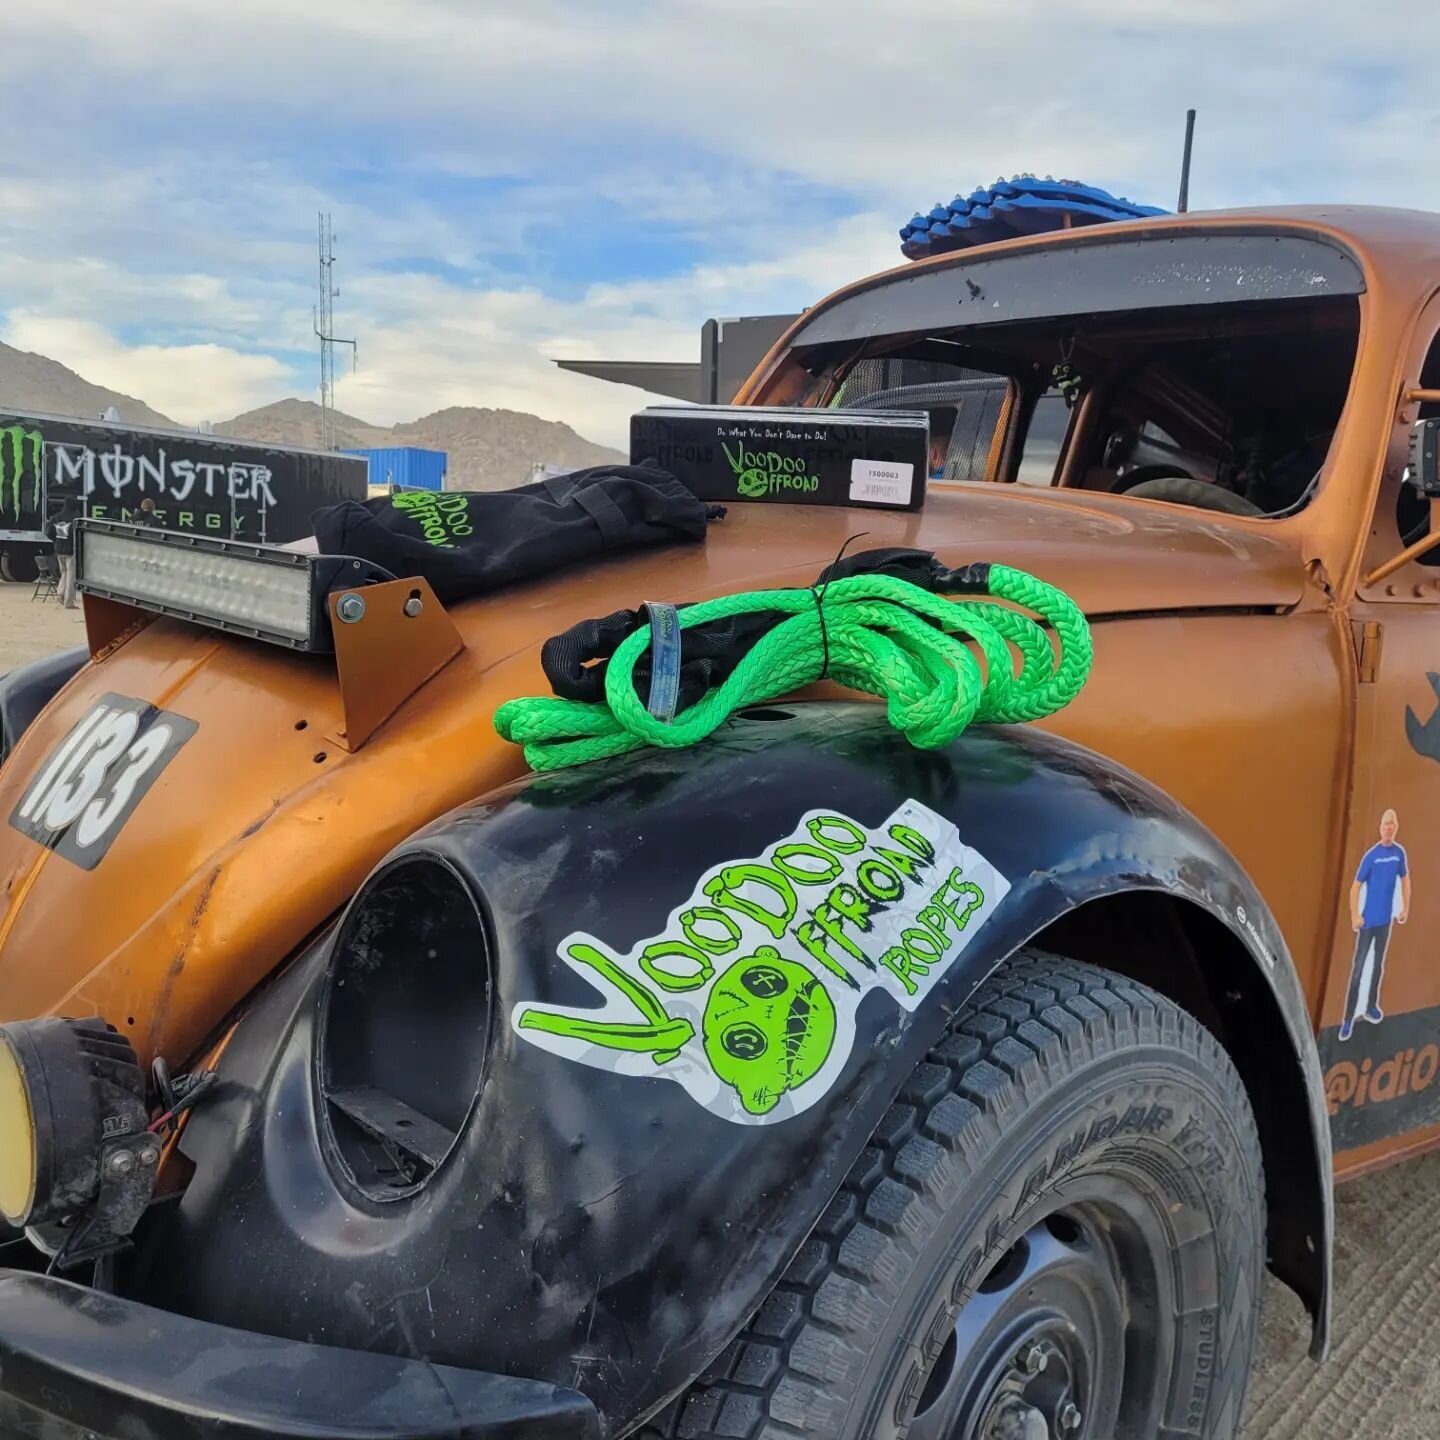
341 446 448 492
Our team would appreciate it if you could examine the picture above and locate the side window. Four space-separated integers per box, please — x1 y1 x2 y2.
834 357 1013 483
1015 391 1071 486
1395 331 1440 566
935 382 1011 483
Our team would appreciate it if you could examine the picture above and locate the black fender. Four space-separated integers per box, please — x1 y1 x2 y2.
141 704 1330 1433
0 645 88 765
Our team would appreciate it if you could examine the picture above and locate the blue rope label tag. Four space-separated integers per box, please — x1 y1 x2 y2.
644 602 682 722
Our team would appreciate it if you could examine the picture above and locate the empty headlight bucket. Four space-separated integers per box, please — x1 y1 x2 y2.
315 855 494 1203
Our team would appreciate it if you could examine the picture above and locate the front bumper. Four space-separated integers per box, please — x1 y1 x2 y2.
0 1271 599 1440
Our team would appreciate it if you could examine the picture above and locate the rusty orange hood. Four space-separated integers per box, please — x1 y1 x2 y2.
0 487 1305 1065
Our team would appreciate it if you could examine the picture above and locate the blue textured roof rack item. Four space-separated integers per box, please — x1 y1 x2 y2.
900 175 1168 260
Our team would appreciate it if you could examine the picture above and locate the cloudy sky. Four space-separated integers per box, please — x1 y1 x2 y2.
2 1 1437 446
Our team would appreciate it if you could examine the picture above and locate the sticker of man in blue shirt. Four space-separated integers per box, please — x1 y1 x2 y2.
1340 808 1411 1041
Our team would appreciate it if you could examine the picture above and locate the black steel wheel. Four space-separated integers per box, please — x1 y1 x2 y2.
648 951 1265 1440
907 1200 1166 1440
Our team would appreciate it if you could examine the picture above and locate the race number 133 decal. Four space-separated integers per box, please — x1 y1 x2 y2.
9 694 196 869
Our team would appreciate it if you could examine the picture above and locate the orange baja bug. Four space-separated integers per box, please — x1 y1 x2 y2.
2 204 1440 1440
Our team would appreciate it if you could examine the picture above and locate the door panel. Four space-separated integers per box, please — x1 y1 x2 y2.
1322 606 1440 1162
1324 288 1440 1169
1039 610 1350 1007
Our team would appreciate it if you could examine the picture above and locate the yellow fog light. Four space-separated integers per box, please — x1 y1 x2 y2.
0 1031 37 1225
0 1018 147 1232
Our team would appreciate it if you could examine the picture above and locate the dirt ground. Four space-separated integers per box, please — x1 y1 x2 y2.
1 578 1437 1436
0 574 87 665
1242 1154 1440 1438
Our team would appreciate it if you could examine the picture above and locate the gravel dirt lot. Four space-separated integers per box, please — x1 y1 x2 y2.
0 578 87 665
0 577 1436 1437
1242 1155 1440 1438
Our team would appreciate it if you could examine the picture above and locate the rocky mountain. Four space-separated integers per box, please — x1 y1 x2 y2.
0 347 625 491
392 407 625 490
211 399 390 452
218 399 624 490
0 340 175 429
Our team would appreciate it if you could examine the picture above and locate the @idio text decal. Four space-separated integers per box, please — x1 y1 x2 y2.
1322 1004 1440 1151
9 694 196 869
511 800 1009 1125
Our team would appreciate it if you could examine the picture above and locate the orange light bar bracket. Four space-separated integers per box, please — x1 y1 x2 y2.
327 577 464 752
82 574 463 751
83 594 156 661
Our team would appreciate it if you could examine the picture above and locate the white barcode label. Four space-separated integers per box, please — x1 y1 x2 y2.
849 459 913 506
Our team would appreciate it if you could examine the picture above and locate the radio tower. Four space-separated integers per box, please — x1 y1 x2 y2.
313 213 356 450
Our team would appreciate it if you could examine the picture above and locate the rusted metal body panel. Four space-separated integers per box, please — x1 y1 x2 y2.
0 489 1311 1067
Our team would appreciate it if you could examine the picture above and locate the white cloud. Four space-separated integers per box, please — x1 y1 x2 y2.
0 209 896 447
325 212 900 445
4 0 1440 453
8 0 1440 208
0 314 296 426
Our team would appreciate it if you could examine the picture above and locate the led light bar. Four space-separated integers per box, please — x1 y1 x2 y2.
75 519 394 652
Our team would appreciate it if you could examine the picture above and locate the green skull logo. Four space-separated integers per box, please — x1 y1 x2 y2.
703 950 836 1115
720 440 773 499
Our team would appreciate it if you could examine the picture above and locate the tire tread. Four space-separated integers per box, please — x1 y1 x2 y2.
640 950 1265 1440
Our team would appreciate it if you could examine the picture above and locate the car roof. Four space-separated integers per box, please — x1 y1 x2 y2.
855 204 1440 288
736 205 1440 404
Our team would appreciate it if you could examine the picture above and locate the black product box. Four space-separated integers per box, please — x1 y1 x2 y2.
631 405 930 511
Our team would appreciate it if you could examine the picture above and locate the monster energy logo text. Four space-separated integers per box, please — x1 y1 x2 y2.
511 800 1009 1124
49 444 277 506
0 425 42 522
721 440 819 499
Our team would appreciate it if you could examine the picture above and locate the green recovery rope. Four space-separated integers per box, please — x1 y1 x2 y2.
494 561 1092 772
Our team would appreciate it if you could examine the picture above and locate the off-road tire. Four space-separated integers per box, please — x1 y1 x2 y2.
0 548 39 585
646 950 1266 1440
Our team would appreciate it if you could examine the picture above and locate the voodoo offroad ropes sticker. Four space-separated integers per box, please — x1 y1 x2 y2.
9 694 196 869
512 800 1009 1125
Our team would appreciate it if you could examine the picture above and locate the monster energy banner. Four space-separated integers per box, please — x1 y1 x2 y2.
0 412 367 544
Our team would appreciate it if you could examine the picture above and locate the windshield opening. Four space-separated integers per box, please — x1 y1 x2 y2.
789 294 1360 518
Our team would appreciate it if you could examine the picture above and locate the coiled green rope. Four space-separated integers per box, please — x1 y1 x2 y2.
494 562 1091 772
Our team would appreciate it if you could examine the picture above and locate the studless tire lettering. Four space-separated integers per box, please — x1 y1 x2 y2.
9 695 197 869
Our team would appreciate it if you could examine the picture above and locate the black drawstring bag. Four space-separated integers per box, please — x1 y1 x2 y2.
310 461 723 605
